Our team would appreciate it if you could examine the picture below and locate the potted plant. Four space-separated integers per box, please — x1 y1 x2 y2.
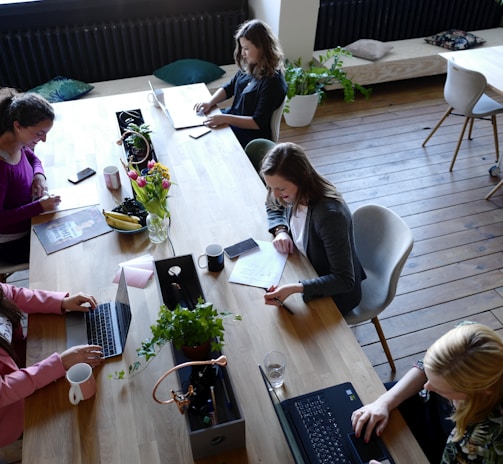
284 47 371 127
116 122 154 171
111 299 234 379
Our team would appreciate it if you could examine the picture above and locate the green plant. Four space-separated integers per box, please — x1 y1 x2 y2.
110 299 240 379
284 47 371 108
124 122 152 151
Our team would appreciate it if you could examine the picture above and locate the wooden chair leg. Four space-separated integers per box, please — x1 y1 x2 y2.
492 115 500 164
371 316 396 372
467 117 475 140
422 107 453 147
450 117 471 172
486 178 503 200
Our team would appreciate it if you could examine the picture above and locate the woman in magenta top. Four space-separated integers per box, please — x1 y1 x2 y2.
0 282 104 447
0 89 61 264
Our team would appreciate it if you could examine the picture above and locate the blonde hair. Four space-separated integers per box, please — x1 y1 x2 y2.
423 322 503 441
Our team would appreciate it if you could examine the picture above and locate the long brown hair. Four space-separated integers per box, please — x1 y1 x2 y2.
260 142 344 215
233 19 284 78
0 285 23 364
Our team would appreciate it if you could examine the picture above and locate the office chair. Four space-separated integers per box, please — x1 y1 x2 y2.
422 59 503 172
345 204 414 372
244 138 276 174
0 261 29 283
271 96 287 143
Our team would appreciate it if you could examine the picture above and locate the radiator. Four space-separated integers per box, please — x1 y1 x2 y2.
0 9 246 90
315 0 503 50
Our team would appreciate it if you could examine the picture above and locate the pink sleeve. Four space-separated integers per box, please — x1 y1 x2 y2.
1 283 67 315
24 147 45 178
0 351 65 408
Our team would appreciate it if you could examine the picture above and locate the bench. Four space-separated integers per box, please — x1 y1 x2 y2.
315 28 503 89
82 64 239 99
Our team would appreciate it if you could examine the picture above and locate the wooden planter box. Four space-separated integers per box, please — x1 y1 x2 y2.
154 255 246 460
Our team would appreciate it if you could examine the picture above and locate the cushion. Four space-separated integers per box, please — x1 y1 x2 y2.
29 76 94 103
424 29 486 51
344 39 394 61
153 59 225 86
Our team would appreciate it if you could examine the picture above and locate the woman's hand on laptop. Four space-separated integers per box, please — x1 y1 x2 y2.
351 399 391 443
193 102 212 115
60 344 104 369
62 293 98 312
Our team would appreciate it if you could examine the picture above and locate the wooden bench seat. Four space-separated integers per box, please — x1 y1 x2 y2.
82 64 239 99
316 28 503 89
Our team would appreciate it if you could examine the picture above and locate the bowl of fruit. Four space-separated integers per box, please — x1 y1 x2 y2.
102 198 148 234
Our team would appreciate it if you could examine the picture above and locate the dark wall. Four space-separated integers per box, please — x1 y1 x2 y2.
0 0 247 32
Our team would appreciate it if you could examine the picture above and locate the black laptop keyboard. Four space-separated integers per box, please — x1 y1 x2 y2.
85 303 117 358
294 394 352 464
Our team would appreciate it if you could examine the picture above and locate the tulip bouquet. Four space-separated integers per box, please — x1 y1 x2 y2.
127 160 172 218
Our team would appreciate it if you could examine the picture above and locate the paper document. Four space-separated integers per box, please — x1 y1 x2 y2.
40 185 100 214
114 254 155 288
228 240 288 289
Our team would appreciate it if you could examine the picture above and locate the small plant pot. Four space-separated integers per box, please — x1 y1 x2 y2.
181 340 211 361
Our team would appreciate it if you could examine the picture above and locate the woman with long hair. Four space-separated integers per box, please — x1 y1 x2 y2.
0 89 61 264
194 19 287 147
352 322 503 463
260 142 366 315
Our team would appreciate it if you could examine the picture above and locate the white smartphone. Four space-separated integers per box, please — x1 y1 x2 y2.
189 126 211 139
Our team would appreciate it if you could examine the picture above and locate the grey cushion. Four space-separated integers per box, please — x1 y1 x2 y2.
345 39 394 61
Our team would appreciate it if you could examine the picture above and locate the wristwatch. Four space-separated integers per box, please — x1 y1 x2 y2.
274 225 288 236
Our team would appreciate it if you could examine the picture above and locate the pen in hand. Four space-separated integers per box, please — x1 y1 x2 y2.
264 287 294 315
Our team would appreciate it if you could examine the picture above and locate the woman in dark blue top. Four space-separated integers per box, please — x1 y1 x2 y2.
195 19 287 148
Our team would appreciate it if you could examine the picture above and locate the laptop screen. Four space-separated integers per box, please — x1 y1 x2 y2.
259 365 308 463
116 269 132 347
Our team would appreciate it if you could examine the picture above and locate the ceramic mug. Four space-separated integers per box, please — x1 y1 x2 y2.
66 363 96 405
103 165 121 190
147 92 160 108
198 244 224 272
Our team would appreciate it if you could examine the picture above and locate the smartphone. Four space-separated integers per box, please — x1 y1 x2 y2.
348 432 389 464
68 167 96 184
189 126 211 139
224 238 259 259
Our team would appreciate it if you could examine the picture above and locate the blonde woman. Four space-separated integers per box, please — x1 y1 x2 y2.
352 322 503 463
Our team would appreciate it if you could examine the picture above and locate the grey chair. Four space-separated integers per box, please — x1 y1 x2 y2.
345 204 414 372
422 59 503 171
244 138 276 174
0 261 29 283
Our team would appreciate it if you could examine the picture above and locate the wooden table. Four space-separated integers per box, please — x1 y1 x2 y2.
440 46 503 199
24 88 428 463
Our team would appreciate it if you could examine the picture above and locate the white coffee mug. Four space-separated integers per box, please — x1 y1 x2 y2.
103 165 121 190
66 363 96 405
147 92 160 108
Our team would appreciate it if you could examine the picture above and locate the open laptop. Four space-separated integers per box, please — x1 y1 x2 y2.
259 366 394 464
65 268 132 358
148 81 208 130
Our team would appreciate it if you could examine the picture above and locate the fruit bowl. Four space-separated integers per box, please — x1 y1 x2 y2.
103 198 148 234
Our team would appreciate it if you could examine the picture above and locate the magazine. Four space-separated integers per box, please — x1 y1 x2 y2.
33 206 112 254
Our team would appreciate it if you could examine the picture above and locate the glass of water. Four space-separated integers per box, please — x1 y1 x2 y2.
264 351 287 388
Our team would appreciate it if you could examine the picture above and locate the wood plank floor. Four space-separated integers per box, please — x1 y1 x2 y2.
278 74 503 384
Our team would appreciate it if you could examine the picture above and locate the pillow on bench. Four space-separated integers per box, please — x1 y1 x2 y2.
345 39 394 61
154 59 225 86
424 29 486 50
29 76 94 103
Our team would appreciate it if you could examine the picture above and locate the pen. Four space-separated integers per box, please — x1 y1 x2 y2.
273 297 295 315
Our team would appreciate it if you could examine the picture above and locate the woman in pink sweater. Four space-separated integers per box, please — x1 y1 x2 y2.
0 282 103 447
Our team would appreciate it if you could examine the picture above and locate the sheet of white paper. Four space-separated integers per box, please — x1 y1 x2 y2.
228 240 288 289
115 254 155 288
40 185 100 214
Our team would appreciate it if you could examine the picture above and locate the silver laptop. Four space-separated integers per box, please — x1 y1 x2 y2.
65 269 132 358
148 81 208 129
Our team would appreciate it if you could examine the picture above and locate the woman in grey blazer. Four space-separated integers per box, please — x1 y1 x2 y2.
260 142 365 315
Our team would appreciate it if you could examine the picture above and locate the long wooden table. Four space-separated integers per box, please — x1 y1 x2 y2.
24 88 428 463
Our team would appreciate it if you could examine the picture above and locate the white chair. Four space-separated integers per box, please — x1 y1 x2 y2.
271 96 287 143
0 261 29 283
422 59 503 172
345 204 414 372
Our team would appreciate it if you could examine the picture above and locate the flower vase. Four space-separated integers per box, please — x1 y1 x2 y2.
146 212 168 243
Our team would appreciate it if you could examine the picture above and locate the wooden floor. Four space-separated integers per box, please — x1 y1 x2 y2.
278 74 503 384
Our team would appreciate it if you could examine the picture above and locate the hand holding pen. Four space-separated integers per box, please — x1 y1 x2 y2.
264 285 295 315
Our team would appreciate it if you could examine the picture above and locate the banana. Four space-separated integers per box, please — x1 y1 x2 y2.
105 215 143 231
102 209 141 224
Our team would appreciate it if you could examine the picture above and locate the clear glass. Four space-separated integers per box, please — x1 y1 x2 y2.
146 212 168 244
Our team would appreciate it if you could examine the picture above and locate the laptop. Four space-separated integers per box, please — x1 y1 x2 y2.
148 81 208 130
65 269 132 358
259 366 394 464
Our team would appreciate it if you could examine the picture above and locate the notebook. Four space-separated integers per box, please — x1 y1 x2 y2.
148 81 207 129
65 269 132 358
259 366 394 464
